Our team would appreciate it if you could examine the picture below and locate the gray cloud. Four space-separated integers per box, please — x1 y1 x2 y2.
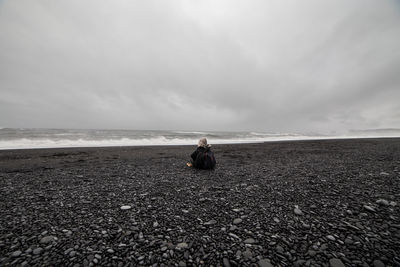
1 0 400 133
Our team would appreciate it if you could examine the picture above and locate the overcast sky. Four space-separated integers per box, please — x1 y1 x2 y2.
0 0 399 133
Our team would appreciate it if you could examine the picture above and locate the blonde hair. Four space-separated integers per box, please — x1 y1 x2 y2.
198 137 210 148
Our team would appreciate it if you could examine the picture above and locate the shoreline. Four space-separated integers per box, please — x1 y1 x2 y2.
1 138 399 266
1 136 399 151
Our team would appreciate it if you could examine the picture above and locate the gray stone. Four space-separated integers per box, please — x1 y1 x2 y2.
120 205 131 210
107 249 114 253
11 250 22 257
40 235 56 244
276 245 284 253
229 225 238 231
176 242 188 249
233 218 242 224
363 205 376 212
242 249 253 259
308 250 317 257
178 261 187 267
294 259 306 267
327 235 336 241
223 258 231 267
64 248 74 255
244 238 256 244
33 247 43 255
258 258 274 267
376 199 389 206
329 258 345 267
204 219 217 225
373 260 385 267
294 207 303 216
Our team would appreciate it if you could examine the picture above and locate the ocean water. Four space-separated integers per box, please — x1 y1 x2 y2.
0 128 398 150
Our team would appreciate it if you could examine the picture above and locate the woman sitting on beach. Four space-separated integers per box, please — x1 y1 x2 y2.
187 137 216 169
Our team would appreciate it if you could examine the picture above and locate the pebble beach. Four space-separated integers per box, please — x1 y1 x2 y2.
0 138 399 266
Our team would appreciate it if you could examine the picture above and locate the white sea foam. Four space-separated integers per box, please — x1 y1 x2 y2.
0 128 398 150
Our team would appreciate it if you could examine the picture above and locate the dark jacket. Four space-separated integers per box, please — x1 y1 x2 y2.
190 146 216 169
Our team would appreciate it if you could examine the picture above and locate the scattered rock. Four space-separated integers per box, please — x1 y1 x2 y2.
258 258 274 267
120 205 131 210
308 250 317 257
327 235 336 241
176 242 188 249
376 199 389 206
204 219 217 225
40 235 56 244
107 249 114 254
11 250 22 257
244 238 256 244
363 205 376 212
294 206 303 216
233 218 242 224
33 247 43 255
373 259 385 267
329 258 345 267
223 258 231 267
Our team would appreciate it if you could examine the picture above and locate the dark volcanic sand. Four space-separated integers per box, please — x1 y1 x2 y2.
0 139 399 267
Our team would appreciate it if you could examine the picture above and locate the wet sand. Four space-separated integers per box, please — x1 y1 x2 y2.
0 138 399 266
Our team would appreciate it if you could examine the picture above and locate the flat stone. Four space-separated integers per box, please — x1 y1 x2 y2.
11 250 22 257
40 235 56 244
295 260 306 267
294 207 303 216
33 247 43 255
233 218 242 224
204 219 217 225
380 172 389 176
308 250 317 257
327 235 336 241
178 261 187 267
244 238 256 244
363 205 376 212
376 199 389 206
276 245 284 253
223 258 231 267
176 242 188 249
107 249 114 253
242 249 253 259
329 258 345 267
120 205 131 210
64 248 74 255
373 260 385 267
229 225 238 231
258 258 274 267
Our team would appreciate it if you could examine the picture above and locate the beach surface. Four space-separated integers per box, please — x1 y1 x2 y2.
0 138 399 266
